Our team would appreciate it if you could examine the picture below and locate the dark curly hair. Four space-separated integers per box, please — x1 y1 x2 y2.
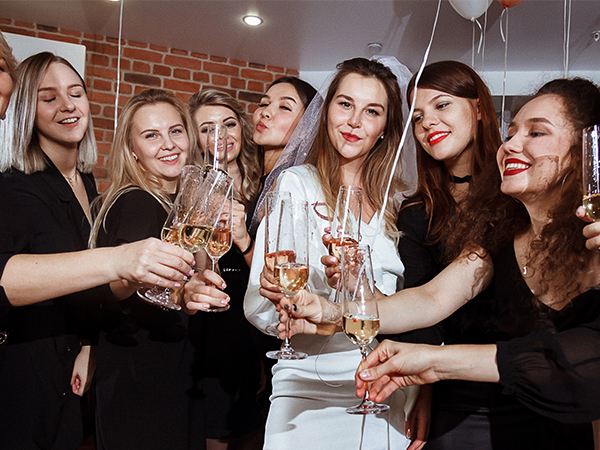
452 78 600 302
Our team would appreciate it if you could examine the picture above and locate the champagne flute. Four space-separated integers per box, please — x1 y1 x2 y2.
328 185 362 259
203 123 228 175
138 165 204 310
340 244 389 415
582 124 600 289
266 199 309 360
203 183 234 312
264 191 292 274
329 185 362 303
583 124 600 220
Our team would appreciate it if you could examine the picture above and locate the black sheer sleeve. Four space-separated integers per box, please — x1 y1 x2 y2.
387 197 444 345
497 317 600 424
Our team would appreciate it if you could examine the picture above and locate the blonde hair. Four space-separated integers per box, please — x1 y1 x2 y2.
5 52 97 174
0 31 18 82
304 58 406 240
188 89 261 209
90 88 200 247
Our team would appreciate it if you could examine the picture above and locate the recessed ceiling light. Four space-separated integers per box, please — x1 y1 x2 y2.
243 15 263 27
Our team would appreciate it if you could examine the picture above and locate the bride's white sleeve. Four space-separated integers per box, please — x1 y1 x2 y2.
243 167 331 335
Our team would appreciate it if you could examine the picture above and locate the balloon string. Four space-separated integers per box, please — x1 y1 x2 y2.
371 0 442 250
482 8 488 69
471 18 475 68
476 19 483 55
501 7 509 140
113 0 124 133
563 0 572 77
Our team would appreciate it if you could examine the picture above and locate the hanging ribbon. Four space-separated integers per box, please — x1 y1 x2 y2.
563 0 572 77
500 7 509 140
371 0 442 249
113 0 124 133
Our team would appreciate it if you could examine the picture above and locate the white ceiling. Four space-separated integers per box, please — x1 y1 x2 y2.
2 0 599 90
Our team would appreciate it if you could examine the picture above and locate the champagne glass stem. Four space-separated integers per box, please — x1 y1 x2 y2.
280 295 294 352
359 346 371 405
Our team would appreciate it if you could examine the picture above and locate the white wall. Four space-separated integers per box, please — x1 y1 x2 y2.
4 32 86 78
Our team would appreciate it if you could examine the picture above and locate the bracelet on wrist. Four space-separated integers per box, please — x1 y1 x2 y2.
237 237 254 255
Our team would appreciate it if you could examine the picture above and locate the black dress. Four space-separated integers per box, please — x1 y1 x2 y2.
187 245 264 439
0 159 104 450
397 198 595 449
94 189 196 450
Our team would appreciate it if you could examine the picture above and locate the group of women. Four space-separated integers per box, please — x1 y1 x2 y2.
2 26 600 450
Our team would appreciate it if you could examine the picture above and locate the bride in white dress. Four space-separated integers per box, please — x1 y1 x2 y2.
244 57 418 450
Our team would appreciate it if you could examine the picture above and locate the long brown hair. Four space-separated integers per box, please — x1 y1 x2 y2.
188 89 261 209
304 57 406 239
405 60 502 259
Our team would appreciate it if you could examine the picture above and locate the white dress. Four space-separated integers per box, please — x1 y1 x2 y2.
244 165 417 450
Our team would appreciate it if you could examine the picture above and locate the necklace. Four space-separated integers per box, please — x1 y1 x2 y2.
450 174 472 184
62 169 78 184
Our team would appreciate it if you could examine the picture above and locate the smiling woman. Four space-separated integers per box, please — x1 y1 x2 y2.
89 89 202 450
0 51 102 449
243 57 414 450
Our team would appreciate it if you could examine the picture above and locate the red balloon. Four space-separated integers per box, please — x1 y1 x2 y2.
499 0 525 7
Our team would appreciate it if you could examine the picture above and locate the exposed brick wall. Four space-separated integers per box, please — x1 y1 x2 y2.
0 18 299 191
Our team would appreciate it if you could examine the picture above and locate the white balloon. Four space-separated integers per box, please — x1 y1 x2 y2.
448 0 493 20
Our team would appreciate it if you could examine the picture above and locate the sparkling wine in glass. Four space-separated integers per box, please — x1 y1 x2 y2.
340 244 389 415
203 183 234 312
138 165 204 310
583 125 600 221
202 123 228 175
582 124 600 289
328 185 362 258
264 191 292 274
329 185 362 303
266 198 309 360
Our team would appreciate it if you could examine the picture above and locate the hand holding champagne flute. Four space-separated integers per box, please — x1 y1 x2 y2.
138 165 204 310
266 198 309 360
328 185 362 259
202 183 234 312
328 185 362 303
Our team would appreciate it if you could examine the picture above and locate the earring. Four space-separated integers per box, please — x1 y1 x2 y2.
132 153 138 161
379 134 384 140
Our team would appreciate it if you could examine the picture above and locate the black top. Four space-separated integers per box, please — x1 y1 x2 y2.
397 196 597 448
0 157 104 450
393 197 445 345
94 189 195 450
0 175 31 325
495 244 600 425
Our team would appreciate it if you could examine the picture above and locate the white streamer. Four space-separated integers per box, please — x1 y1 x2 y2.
370 0 442 249
113 0 124 133
563 0 572 77
501 7 509 140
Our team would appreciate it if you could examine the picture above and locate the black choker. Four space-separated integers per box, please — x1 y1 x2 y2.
450 175 472 184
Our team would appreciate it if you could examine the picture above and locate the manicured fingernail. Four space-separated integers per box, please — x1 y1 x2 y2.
221 297 230 305
183 276 190 282
188 269 195 276
173 283 181 288
221 282 227 289
360 370 370 378
293 304 298 312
